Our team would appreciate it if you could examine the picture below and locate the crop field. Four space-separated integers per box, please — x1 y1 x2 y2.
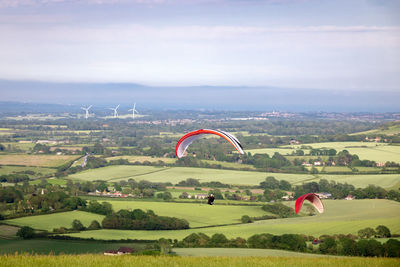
63 199 400 240
0 165 56 176
5 211 105 231
93 200 271 228
67 165 314 185
0 154 80 168
0 225 19 239
0 239 148 255
1 255 398 267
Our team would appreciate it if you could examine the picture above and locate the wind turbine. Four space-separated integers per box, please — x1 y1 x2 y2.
81 105 92 119
128 103 139 119
109 104 120 118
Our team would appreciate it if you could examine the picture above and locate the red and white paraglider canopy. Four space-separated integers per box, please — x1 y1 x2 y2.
295 193 324 214
176 129 244 158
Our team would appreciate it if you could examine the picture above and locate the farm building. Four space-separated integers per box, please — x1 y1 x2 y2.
103 247 135 256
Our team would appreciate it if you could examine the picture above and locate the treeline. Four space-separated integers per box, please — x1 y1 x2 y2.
102 209 189 230
161 228 400 257
258 176 400 202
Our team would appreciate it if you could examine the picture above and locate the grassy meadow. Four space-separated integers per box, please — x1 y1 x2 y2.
61 199 400 240
67 165 313 185
90 200 271 228
6 211 105 231
67 164 400 188
1 255 398 267
0 154 80 168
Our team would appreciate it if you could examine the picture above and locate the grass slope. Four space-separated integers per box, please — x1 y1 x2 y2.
5 211 104 231
96 200 271 228
0 255 398 267
67 165 313 185
64 199 400 240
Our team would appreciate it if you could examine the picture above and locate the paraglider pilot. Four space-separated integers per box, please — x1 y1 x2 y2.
207 194 215 205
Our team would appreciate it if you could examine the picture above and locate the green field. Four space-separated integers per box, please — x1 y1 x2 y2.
0 165 56 176
245 148 310 156
6 211 104 231
91 200 270 228
29 178 67 186
1 142 35 151
0 239 147 255
63 199 400 240
67 165 314 185
0 154 80 167
67 164 400 188
1 255 398 267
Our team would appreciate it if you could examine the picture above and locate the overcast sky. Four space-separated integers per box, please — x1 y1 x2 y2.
0 0 399 91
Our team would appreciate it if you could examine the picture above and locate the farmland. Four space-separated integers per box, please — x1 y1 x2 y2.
247 142 400 163
0 154 80 168
62 199 400 240
67 165 313 185
67 165 400 188
1 254 398 267
6 211 105 231
88 200 270 228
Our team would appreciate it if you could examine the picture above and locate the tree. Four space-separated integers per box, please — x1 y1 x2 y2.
88 220 101 230
16 226 35 239
319 237 337 254
358 227 376 239
209 233 229 247
375 225 391 238
72 219 85 231
241 215 253 223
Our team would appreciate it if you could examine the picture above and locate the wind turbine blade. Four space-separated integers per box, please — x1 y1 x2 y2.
88 105 92 110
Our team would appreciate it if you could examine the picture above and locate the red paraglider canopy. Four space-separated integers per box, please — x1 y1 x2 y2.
295 193 324 214
175 129 244 158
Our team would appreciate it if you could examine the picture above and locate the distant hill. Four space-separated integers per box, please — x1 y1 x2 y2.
1 79 399 112
350 122 400 136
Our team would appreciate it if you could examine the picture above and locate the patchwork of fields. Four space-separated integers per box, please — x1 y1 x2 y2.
247 142 400 163
55 199 400 240
67 164 400 188
67 165 314 185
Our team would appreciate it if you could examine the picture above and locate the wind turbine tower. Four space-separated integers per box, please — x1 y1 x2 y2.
109 104 120 118
81 105 92 119
128 103 139 119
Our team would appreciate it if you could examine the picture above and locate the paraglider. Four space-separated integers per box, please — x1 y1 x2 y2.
175 129 244 158
295 193 324 214
207 194 215 205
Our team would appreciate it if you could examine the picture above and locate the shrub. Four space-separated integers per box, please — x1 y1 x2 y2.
16 226 35 239
72 219 86 231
